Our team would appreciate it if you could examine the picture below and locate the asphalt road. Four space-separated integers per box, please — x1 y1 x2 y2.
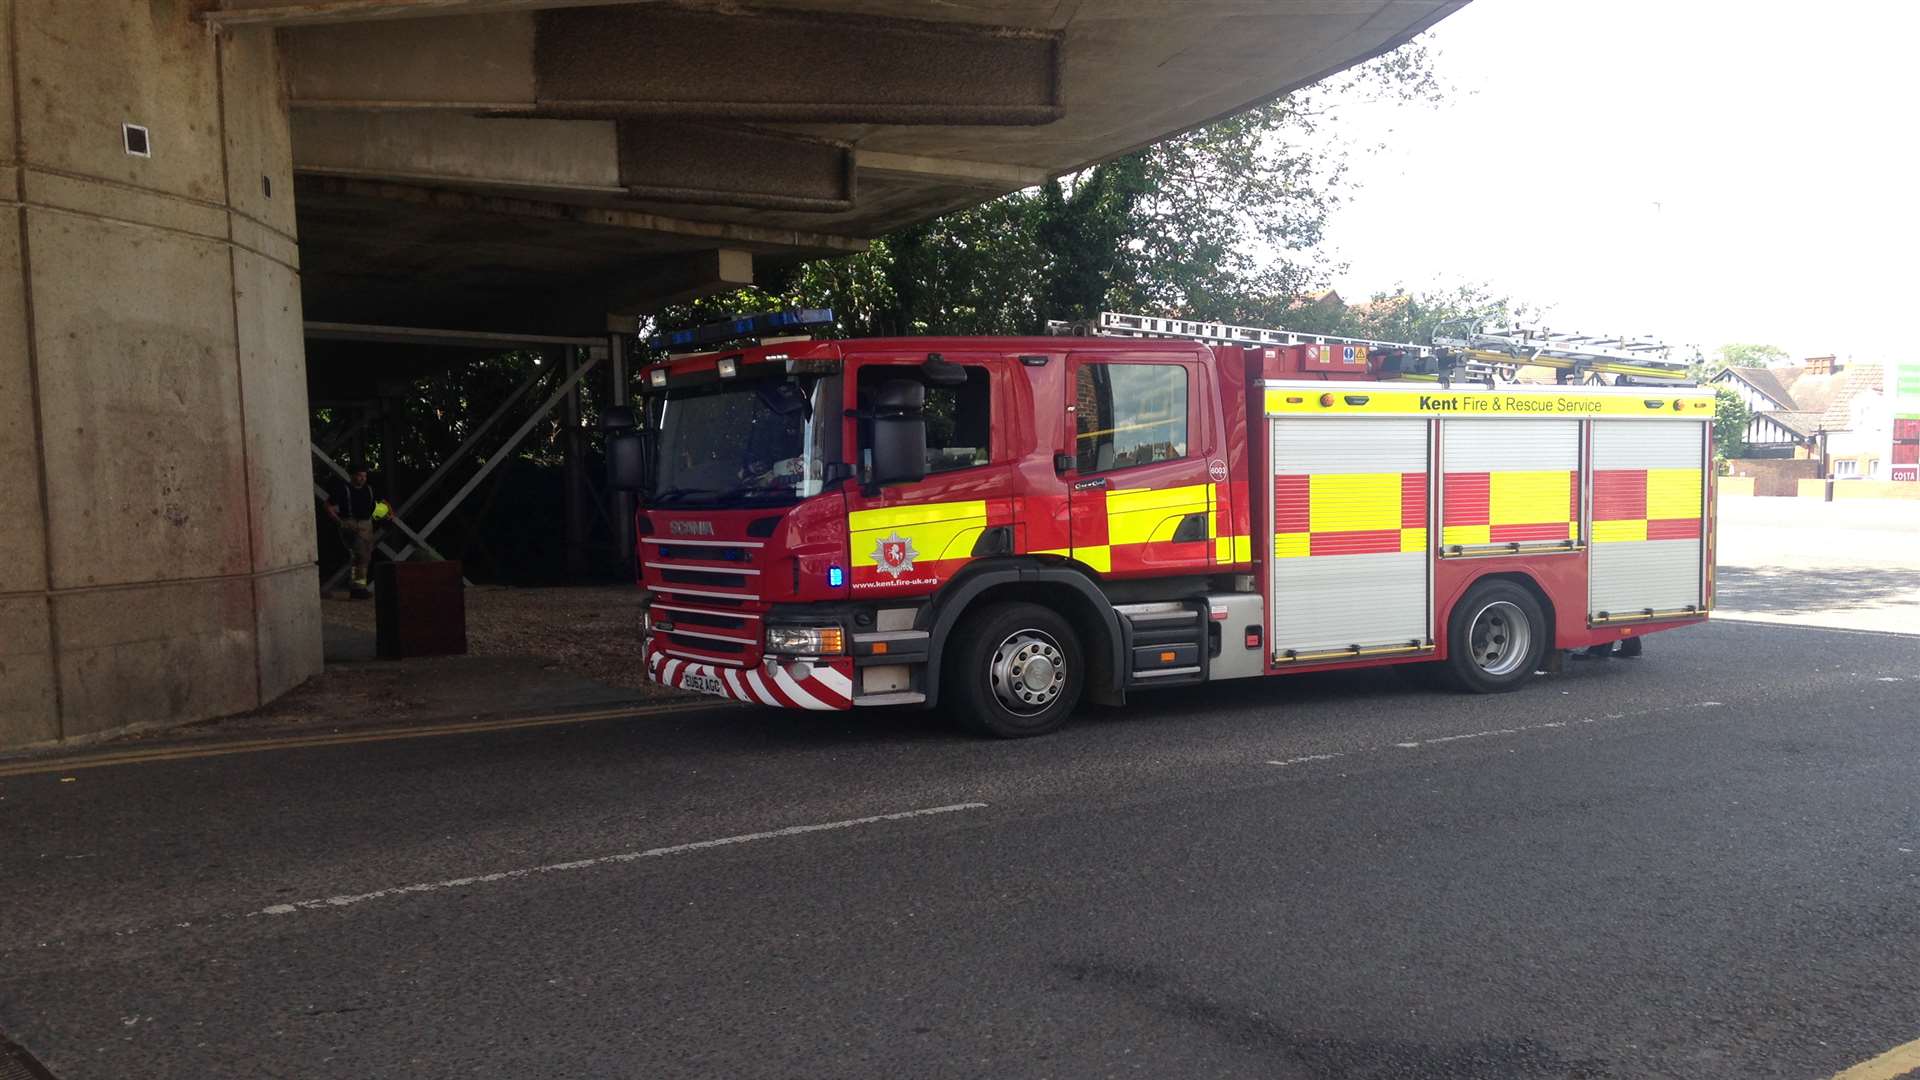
3 618 1918 1079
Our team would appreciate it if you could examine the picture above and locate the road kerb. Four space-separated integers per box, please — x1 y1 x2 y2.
0 700 717 778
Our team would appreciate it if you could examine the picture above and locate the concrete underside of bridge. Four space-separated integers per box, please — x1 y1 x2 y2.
0 0 1463 748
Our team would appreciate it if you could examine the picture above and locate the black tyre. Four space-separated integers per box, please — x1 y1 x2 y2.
1443 579 1548 693
945 602 1085 738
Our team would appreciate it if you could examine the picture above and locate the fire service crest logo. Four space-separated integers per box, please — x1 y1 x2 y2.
871 531 919 579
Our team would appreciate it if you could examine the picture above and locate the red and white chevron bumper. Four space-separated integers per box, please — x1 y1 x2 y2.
646 644 853 710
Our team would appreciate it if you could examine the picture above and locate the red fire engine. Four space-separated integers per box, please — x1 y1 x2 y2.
606 310 1717 737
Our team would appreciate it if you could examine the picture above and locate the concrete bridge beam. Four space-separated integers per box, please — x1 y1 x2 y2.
279 7 1061 124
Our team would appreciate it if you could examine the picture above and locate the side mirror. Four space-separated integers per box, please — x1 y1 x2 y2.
602 406 648 493
607 431 648 492
869 378 927 487
921 353 968 386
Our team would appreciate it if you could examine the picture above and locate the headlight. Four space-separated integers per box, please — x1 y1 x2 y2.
765 626 845 655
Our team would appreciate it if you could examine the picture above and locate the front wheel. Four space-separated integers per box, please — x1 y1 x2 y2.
946 602 1085 738
1443 580 1548 693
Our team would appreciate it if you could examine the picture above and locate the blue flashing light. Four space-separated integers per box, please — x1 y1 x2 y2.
646 308 837 352
827 566 845 588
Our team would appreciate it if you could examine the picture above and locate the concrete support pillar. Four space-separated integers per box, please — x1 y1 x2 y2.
0 3 322 748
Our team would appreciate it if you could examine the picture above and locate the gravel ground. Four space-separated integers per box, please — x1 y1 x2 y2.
52 585 678 750
322 583 654 689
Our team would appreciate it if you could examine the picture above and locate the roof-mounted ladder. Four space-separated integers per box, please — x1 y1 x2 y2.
1061 311 1697 386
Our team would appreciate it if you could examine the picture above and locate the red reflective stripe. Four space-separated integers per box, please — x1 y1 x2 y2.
1273 475 1311 532
1489 522 1571 543
1593 469 1648 520
750 667 792 708
1647 517 1702 540
1400 472 1427 527
1309 529 1401 556
1569 469 1580 523
806 665 853 709
1442 472 1489 525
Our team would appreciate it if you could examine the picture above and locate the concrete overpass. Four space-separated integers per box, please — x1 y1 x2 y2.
0 0 1463 749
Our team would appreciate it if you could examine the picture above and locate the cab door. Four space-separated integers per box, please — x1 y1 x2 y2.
1063 351 1216 577
841 352 1015 597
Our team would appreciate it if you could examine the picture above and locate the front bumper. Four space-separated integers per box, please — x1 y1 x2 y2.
646 638 853 710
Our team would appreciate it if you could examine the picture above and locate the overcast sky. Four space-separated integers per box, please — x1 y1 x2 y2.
1314 0 1919 364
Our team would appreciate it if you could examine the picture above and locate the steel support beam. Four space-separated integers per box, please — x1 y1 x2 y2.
306 321 607 349
561 347 589 579
607 330 634 577
391 368 543 522
394 350 602 560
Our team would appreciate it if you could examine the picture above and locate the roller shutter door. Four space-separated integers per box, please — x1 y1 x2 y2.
1269 418 1430 660
1439 420 1580 553
1590 420 1708 621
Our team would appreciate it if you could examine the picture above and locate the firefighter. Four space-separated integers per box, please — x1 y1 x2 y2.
325 465 380 599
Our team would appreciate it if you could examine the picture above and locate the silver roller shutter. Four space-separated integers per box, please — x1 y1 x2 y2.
1442 419 1580 472
1589 420 1709 620
1269 417 1430 659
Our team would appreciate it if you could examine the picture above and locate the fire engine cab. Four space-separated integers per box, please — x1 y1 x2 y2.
606 309 1716 737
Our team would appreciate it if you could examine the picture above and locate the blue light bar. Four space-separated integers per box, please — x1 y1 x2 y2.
647 308 835 352
827 566 845 588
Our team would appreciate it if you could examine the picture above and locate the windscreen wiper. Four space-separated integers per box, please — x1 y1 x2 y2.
650 487 723 504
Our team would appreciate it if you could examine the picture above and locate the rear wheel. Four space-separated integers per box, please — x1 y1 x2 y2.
946 602 1085 738
1443 580 1548 693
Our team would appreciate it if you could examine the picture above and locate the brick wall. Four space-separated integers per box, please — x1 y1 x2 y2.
1726 457 1820 497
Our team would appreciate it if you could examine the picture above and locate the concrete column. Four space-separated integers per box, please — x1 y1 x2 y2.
0 2 321 748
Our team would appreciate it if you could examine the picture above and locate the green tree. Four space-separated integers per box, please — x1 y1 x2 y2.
1712 385 1751 470
1288 284 1537 345
1701 343 1789 378
659 36 1446 339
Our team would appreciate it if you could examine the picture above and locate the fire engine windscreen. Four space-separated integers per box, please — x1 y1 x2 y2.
652 378 829 504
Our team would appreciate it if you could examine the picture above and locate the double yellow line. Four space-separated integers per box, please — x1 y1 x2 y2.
0 701 707 779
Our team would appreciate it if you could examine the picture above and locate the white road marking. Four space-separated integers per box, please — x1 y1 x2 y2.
254 802 988 918
1263 705 1745 774
1267 753 1343 767
1261 660 1918 777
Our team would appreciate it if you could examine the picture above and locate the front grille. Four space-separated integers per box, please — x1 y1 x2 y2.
659 544 754 562
659 567 752 588
670 609 748 630
665 632 747 655
661 592 747 608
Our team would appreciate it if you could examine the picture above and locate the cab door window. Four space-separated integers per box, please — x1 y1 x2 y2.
1075 363 1188 473
855 363 992 473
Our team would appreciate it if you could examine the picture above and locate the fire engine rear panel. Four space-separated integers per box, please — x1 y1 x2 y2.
1268 417 1431 660
1589 419 1709 622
